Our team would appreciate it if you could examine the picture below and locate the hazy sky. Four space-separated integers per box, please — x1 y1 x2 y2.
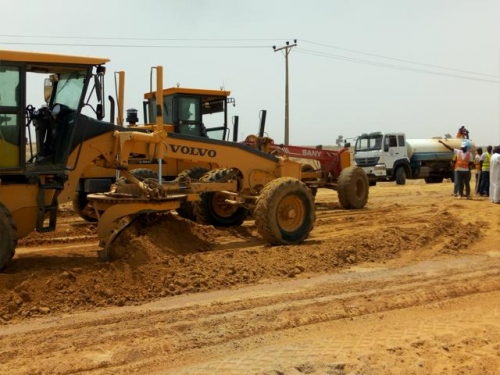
2 0 500 147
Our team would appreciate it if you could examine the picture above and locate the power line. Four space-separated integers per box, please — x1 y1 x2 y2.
0 41 268 49
301 39 498 79
296 48 500 84
0 35 285 42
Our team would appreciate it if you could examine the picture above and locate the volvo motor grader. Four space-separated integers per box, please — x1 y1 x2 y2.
74 74 237 222
0 50 320 271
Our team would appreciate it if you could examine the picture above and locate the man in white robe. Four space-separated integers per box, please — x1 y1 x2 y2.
490 146 500 203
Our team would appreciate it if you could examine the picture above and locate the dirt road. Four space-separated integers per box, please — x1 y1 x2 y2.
1 180 500 374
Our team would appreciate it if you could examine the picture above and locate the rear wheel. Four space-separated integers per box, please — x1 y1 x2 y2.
73 191 97 222
0 202 17 272
337 166 369 209
175 167 209 220
194 168 248 227
254 177 315 245
425 176 444 184
395 167 406 185
129 168 159 180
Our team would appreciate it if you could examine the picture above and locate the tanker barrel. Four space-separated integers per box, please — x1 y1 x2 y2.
406 138 476 158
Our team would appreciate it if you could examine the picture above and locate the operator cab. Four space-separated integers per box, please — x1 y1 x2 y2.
0 50 109 175
143 87 234 141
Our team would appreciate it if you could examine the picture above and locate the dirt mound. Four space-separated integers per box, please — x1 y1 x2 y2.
107 213 215 264
0 204 484 324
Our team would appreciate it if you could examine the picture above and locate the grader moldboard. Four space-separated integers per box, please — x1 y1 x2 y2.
0 50 321 271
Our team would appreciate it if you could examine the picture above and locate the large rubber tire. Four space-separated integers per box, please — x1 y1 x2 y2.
72 191 98 222
0 202 17 272
395 167 406 185
254 177 315 245
337 166 369 209
175 167 209 220
130 168 159 180
194 168 248 227
425 176 444 184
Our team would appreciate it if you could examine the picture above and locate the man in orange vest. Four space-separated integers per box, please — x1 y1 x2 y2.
440 140 474 199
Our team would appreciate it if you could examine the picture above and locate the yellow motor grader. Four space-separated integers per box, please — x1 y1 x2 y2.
0 50 317 271
74 75 238 222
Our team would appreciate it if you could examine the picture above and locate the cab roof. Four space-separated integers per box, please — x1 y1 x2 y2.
144 87 231 101
0 50 109 72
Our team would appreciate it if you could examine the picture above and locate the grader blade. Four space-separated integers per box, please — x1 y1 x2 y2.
92 198 181 260
98 214 138 261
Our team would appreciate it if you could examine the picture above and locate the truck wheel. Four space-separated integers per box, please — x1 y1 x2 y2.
0 202 17 272
425 176 444 184
337 166 369 209
254 177 315 245
395 167 406 185
72 191 97 222
175 167 209 220
194 168 248 227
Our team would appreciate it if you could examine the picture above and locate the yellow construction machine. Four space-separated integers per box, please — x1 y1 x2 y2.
0 50 318 271
74 78 237 222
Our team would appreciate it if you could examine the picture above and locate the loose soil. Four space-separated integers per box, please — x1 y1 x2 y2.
1 180 499 374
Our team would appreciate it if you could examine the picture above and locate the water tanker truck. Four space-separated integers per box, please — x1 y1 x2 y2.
353 132 475 185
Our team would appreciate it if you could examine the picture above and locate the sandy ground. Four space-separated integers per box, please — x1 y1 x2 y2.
1 179 500 374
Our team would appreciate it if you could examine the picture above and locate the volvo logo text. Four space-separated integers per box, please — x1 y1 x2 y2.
168 144 217 158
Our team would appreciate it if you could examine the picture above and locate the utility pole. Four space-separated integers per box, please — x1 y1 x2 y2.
273 40 297 145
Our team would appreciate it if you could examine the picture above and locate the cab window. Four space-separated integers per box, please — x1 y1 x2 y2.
0 65 21 167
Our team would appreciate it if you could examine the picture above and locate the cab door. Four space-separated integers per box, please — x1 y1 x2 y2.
383 134 407 170
0 64 23 169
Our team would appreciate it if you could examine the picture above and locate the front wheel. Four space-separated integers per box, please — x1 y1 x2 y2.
254 177 315 245
337 166 369 209
175 167 209 220
73 191 98 222
0 202 17 272
194 168 248 227
395 167 406 185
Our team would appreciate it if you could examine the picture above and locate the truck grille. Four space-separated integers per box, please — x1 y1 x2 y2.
354 157 379 167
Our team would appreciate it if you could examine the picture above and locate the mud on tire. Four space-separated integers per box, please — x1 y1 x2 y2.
175 167 209 221
337 166 369 209
0 202 17 272
72 191 98 222
254 177 315 245
194 168 248 227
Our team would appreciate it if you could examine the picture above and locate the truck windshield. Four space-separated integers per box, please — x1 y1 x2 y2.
355 135 383 151
53 71 86 110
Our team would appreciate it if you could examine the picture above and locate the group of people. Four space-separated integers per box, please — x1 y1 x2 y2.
440 134 500 203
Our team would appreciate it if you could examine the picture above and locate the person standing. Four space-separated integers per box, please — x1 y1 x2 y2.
451 153 459 197
439 140 473 199
456 125 470 139
479 145 492 196
490 146 500 204
473 147 483 195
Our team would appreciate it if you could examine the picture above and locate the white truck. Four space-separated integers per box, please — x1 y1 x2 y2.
353 132 474 185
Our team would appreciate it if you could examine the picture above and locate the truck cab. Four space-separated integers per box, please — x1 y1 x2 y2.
354 132 410 184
